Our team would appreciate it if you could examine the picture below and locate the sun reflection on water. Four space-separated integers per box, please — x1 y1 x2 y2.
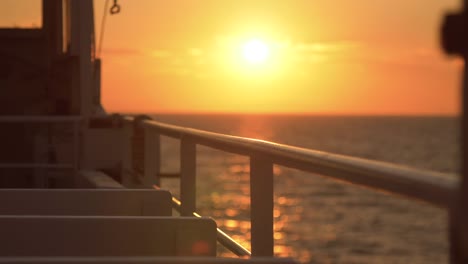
162 142 388 263
198 153 318 261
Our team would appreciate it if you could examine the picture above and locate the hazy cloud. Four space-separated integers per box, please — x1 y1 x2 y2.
295 41 361 53
188 48 203 56
101 48 143 56
151 49 172 58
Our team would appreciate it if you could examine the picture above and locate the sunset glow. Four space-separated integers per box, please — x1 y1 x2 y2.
97 0 461 115
1 0 461 115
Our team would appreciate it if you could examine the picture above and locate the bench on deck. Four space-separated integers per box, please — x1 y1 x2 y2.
0 257 298 264
0 216 217 257
0 189 172 216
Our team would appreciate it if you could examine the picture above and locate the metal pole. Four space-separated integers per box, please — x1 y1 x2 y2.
73 120 80 185
121 121 133 187
456 24 468 263
250 156 274 257
154 133 161 186
180 137 196 216
460 3 468 260
143 128 160 187
444 2 468 262
451 50 468 264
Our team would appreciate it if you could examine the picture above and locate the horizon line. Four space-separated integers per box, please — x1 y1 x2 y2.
111 110 459 117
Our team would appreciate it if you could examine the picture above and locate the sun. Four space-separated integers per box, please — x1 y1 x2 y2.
241 39 270 64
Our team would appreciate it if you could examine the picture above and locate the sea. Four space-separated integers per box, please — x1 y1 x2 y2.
150 114 459 264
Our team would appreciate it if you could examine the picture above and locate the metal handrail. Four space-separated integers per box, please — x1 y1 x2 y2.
147 175 251 257
151 183 251 257
122 115 459 257
168 194 252 257
142 119 458 209
120 115 460 257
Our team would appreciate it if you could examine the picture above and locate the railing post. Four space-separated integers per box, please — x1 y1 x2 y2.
180 136 196 216
33 133 47 188
132 116 148 184
72 119 80 185
121 120 133 187
250 156 274 257
144 126 161 187
154 132 161 186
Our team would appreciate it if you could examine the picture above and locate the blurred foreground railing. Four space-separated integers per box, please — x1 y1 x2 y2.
120 115 459 257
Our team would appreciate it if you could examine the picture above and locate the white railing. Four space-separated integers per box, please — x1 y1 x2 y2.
0 116 82 184
120 115 458 257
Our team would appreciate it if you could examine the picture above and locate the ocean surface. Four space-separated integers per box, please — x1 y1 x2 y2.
150 114 459 264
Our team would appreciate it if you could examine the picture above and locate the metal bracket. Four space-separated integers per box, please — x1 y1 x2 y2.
110 0 121 15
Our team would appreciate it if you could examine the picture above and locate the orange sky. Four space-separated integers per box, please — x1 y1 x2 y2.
1 0 464 115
